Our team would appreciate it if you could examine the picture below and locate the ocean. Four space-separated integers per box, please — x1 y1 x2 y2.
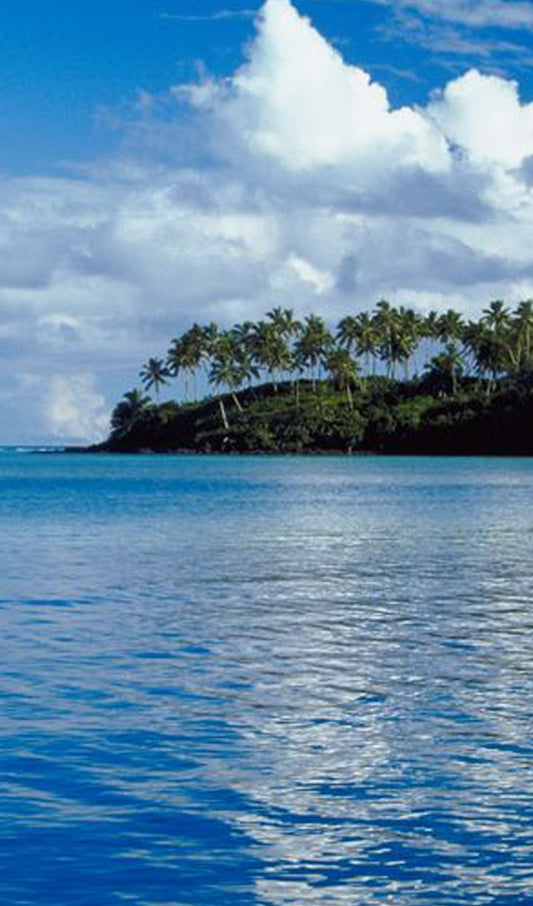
1 451 533 905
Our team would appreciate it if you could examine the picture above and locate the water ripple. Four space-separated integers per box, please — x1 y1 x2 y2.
1 454 533 904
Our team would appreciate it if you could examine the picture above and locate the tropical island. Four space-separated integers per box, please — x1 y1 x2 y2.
92 300 533 455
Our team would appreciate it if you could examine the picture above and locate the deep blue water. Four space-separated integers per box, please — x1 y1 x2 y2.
1 452 533 905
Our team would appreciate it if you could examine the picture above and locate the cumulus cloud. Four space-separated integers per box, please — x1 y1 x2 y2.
44 374 110 442
195 0 450 175
3 0 533 442
428 69 533 168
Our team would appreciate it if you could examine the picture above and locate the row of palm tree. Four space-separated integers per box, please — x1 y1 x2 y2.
135 300 533 407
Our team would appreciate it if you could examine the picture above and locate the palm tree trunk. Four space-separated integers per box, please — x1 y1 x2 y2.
346 383 353 409
219 398 229 431
231 392 243 413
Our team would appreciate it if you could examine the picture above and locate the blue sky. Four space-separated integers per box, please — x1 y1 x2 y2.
2 0 533 442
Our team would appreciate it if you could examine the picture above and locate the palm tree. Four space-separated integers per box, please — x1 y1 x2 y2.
139 358 169 399
209 353 244 406
166 337 185 392
421 310 440 368
265 337 293 390
462 319 481 376
338 313 379 376
266 307 301 340
337 315 359 353
388 323 416 381
397 306 421 378
209 332 258 427
110 388 152 436
230 320 255 349
248 321 291 391
354 312 378 375
373 300 398 378
181 324 212 400
166 336 196 401
463 321 505 397
166 322 219 402
325 348 360 408
437 309 464 345
294 315 333 391
480 301 514 379
482 300 511 334
514 300 533 371
200 322 220 357
425 344 464 396
424 310 440 340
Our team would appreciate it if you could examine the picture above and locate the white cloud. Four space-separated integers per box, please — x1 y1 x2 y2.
208 0 450 174
428 69 533 168
44 374 110 442
287 254 335 293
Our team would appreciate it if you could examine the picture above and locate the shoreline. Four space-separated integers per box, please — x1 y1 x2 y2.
65 445 533 458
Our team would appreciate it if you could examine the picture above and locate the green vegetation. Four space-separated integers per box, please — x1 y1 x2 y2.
97 301 533 454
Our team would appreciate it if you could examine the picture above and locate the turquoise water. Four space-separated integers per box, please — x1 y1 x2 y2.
2 452 533 905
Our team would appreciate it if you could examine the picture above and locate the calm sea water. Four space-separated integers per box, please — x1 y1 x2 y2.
1 452 533 905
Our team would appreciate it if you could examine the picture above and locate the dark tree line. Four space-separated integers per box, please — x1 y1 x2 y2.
111 299 533 436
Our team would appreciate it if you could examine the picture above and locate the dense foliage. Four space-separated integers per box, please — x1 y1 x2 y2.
100 301 533 454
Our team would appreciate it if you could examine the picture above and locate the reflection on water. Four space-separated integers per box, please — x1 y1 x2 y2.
1 454 533 904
